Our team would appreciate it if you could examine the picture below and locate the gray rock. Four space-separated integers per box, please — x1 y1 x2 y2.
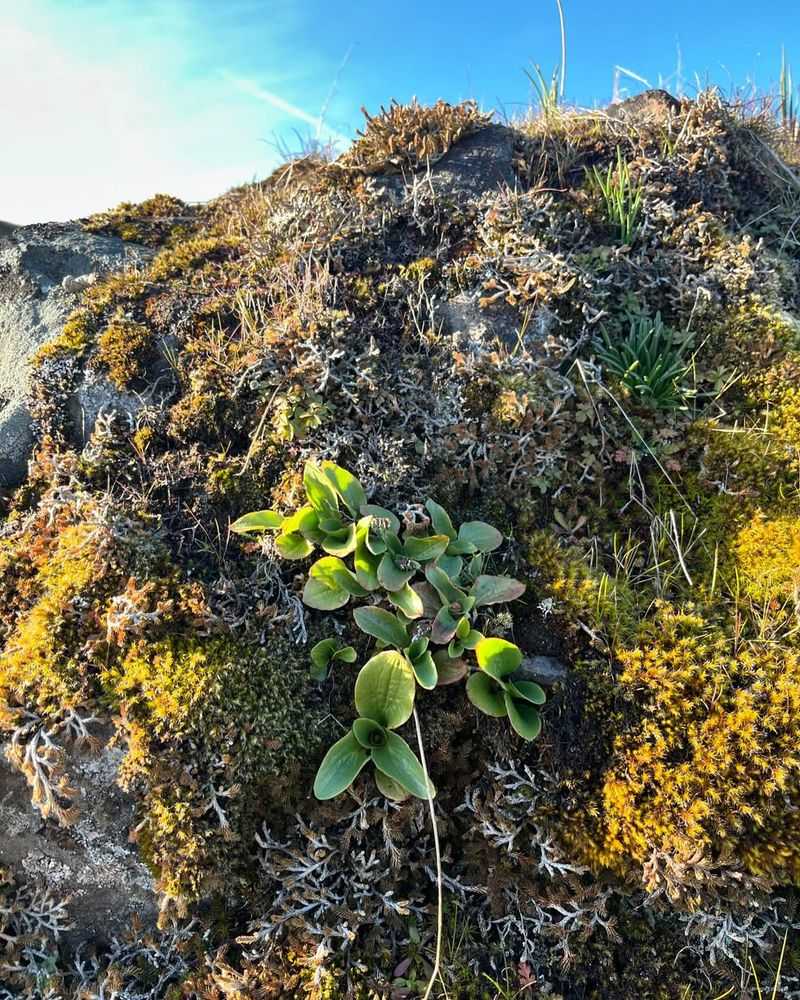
372 124 518 203
427 124 518 198
438 291 557 353
0 730 158 948
0 222 152 487
606 89 680 122
514 655 568 686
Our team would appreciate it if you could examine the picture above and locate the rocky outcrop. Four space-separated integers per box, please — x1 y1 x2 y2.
0 729 158 947
0 223 152 487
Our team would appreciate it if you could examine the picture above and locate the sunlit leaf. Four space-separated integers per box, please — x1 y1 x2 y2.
504 693 542 740
424 498 456 540
230 510 284 534
353 606 410 648
313 732 369 799
458 521 503 552
471 575 526 607
371 731 434 800
321 461 367 517
475 637 522 678
354 651 416 729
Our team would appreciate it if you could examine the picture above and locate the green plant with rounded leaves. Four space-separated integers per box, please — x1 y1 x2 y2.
233 461 544 801
309 638 357 681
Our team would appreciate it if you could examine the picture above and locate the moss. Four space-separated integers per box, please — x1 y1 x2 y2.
32 309 92 364
95 316 153 388
732 511 800 604
563 603 800 882
148 235 242 282
83 193 196 249
104 635 330 901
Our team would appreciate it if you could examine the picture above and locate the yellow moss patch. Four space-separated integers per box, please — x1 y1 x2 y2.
0 521 101 713
564 604 800 882
149 235 242 282
32 310 92 364
96 316 153 389
733 512 800 603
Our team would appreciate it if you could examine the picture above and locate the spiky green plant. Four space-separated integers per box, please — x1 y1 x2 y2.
780 49 799 141
596 311 693 410
588 148 644 245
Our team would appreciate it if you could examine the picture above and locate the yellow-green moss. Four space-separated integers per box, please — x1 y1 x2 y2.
32 309 92 364
149 235 242 282
733 512 800 604
104 635 330 901
83 193 195 249
563 603 800 882
96 316 153 388
0 521 101 713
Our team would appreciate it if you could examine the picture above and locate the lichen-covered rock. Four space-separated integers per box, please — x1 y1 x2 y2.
0 727 157 949
0 223 152 486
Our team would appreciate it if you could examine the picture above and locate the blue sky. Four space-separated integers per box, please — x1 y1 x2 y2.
2 0 800 222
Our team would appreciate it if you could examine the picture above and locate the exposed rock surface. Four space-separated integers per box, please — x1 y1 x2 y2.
607 88 681 121
0 223 152 487
0 731 158 947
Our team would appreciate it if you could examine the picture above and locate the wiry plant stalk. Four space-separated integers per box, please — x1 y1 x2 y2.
413 706 443 1000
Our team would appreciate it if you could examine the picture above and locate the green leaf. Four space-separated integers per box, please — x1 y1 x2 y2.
378 553 415 592
282 505 322 540
360 504 401 535
458 521 503 553
471 575 526 607
506 679 546 705
430 605 459 644
409 650 437 690
303 461 339 514
321 461 367 517
456 616 471 639
354 651 416 729
310 638 337 680
436 554 463 580
403 534 450 563
504 692 542 740
406 635 429 660
230 510 284 534
387 582 424 619
352 717 387 749
425 564 467 606
354 519 381 590
447 640 465 658
333 646 357 664
466 672 508 717
302 557 366 610
463 629 483 650
320 522 357 557
424 499 456 540
475 637 522 679
434 652 468 686
446 538 477 556
276 531 315 560
353 606 410 648
371 731 434 800
313 732 370 799
374 767 410 801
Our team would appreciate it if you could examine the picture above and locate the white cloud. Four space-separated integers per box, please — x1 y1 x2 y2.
0 0 355 223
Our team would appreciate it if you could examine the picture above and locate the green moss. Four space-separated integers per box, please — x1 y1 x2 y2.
104 634 330 901
83 193 195 249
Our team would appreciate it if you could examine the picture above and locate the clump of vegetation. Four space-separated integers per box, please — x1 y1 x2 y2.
596 311 693 409
83 192 198 248
587 147 644 244
6 88 800 997
339 97 492 173
233 460 541 802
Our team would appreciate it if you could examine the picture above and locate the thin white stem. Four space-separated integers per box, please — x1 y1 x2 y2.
555 0 567 98
413 706 443 1000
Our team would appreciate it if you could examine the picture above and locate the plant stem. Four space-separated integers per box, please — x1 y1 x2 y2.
413 706 443 1000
